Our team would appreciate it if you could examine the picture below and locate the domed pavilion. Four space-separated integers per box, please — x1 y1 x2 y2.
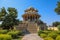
22 7 40 22
16 7 47 34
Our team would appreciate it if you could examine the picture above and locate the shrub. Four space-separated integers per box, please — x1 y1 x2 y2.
0 34 12 40
43 31 51 34
57 25 60 31
18 37 22 40
0 30 8 34
57 31 60 35
40 33 47 38
7 30 20 39
38 30 52 36
38 30 44 36
56 35 60 40
44 37 54 40
48 32 57 39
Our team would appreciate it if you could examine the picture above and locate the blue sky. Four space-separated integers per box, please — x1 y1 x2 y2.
0 0 60 25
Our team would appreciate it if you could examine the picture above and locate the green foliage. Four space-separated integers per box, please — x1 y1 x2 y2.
52 21 60 27
44 37 54 40
7 7 17 18
40 33 47 38
38 30 44 36
57 25 60 30
56 35 60 40
0 30 8 34
18 37 22 40
55 2 60 15
0 30 22 40
19 20 23 23
57 31 60 34
48 32 57 39
0 34 12 40
43 31 52 34
0 7 7 21
7 30 21 39
0 7 19 30
38 30 52 36
38 30 60 40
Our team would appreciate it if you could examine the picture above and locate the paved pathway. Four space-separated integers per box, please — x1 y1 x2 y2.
22 34 44 40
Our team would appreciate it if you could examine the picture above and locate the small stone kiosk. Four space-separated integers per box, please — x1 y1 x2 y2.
22 7 40 22
16 7 46 34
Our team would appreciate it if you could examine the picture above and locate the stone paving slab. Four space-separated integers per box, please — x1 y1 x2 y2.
22 34 44 40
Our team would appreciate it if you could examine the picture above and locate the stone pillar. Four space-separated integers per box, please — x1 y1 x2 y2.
27 15 28 21
32 15 33 21
30 15 32 21
28 15 30 21
36 16 38 20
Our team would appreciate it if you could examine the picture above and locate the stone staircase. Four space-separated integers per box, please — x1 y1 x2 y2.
27 22 38 33
16 22 39 34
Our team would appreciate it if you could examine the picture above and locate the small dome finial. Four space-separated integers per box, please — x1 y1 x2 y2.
25 6 38 12
28 6 34 9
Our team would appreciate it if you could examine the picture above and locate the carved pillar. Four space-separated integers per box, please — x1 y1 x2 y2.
32 15 33 21
27 15 28 21
36 16 37 20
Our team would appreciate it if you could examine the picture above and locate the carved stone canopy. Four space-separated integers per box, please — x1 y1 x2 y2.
22 7 41 21
25 7 38 12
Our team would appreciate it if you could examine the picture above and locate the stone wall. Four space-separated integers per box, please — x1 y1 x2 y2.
16 22 39 33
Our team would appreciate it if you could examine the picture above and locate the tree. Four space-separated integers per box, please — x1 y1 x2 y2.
35 20 44 25
0 7 19 30
52 21 60 27
7 7 17 18
55 1 60 15
0 7 7 21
